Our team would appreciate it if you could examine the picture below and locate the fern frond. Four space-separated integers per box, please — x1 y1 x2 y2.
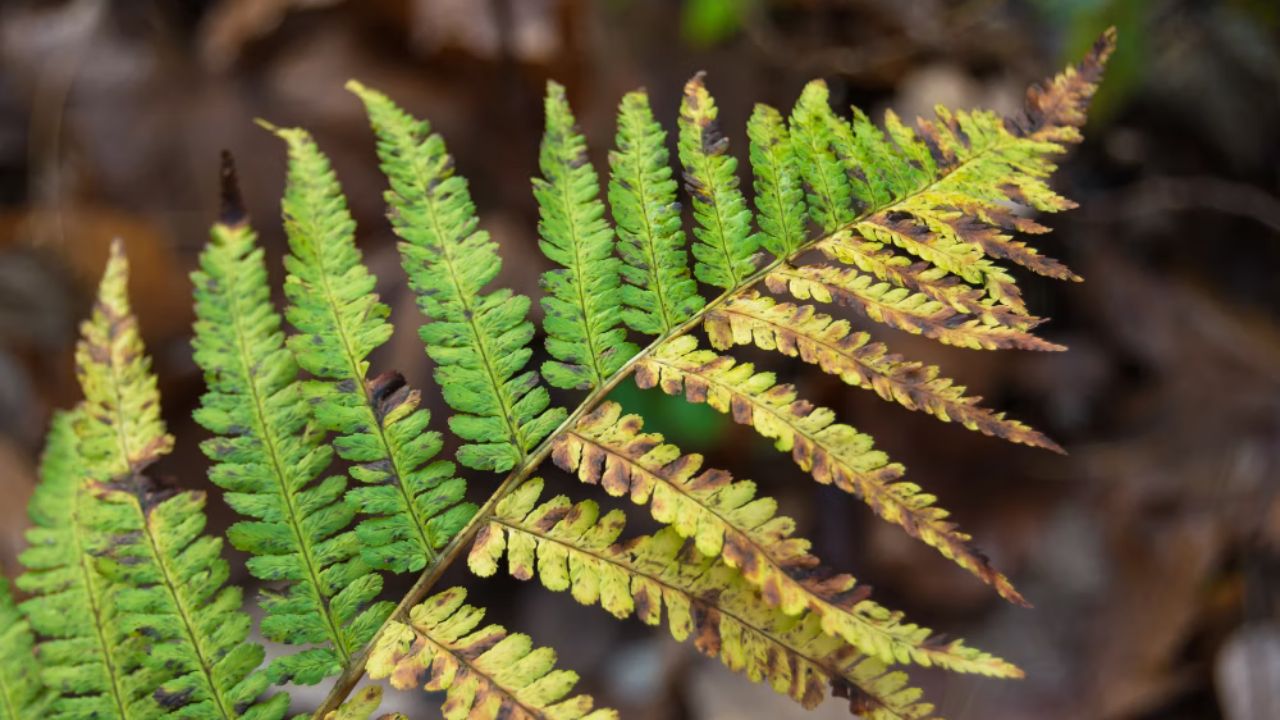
470 478 945 717
814 234 1038 331
636 336 1027 606
347 82 566 472
788 81 856 233
73 240 174 480
678 72 757 289
746 103 808 259
366 587 617 719
18 410 153 720
608 90 703 335
534 82 638 389
311 35 1116 715
0 576 51 720
192 158 393 684
70 240 286 718
706 293 1061 450
89 481 288 719
764 263 1062 351
267 127 476 572
550 403 1019 675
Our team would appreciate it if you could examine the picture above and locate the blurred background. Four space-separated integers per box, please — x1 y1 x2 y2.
0 0 1278 718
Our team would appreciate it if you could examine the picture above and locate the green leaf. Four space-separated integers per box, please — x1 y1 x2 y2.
746 103 808 258
19 411 156 720
608 89 703 335
192 163 392 685
266 128 477 572
348 81 566 472
535 81 638 389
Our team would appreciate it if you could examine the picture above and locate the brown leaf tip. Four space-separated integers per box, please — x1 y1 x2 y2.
219 150 247 227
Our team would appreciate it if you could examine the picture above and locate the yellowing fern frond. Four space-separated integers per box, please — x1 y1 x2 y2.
814 233 1038 331
74 240 174 480
470 478 947 718
637 335 1027 606
765 263 1062 351
367 587 616 720
706 292 1062 451
550 403 1021 675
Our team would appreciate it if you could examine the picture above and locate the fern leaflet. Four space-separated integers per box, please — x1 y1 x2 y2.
706 292 1062 449
608 89 703 335
192 158 393 684
746 103 807 258
348 82 566 472
0 576 51 720
535 82 638 389
19 409 153 720
551 403 1019 675
637 335 1027 605
367 587 617 719
471 478 943 718
268 126 477 573
678 72 757 289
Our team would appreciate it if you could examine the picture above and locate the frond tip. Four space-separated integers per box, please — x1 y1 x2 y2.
74 239 174 481
367 587 618 719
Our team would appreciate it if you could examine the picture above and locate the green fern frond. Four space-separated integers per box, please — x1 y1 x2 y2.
788 81 856 233
550 403 1019 675
636 335 1027 606
192 159 392 684
746 103 808 259
0 576 51 720
366 587 617 719
88 481 287 719
534 82 638 389
470 478 944 717
18 411 152 720
706 293 1062 450
608 90 703 335
678 72 757 289
267 127 477 572
347 82 566 472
